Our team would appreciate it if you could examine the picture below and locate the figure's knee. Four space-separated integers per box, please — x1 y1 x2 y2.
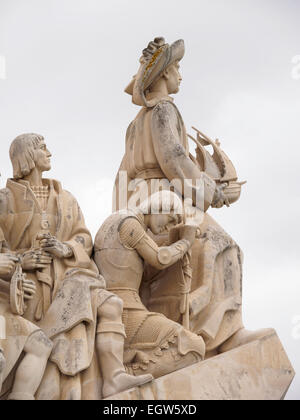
24 331 53 359
97 295 123 322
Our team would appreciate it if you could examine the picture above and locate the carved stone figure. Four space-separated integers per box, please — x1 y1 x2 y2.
0 134 152 400
114 37 272 354
94 191 205 378
0 229 53 400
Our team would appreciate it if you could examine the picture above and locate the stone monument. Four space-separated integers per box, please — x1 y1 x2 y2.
0 37 295 401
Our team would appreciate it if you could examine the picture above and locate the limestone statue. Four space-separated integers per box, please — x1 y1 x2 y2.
0 36 294 400
0 229 53 400
94 191 205 378
0 134 152 400
114 37 272 355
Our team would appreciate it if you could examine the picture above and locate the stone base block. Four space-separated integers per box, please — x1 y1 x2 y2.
107 331 295 400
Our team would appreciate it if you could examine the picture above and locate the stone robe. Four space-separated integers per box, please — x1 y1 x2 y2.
0 179 107 399
114 93 243 351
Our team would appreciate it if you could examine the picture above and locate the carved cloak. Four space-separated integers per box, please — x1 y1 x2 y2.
0 179 107 399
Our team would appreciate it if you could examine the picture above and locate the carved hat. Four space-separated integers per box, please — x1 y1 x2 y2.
125 37 185 108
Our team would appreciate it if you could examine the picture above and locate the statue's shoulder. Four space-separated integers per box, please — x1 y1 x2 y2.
152 99 181 122
61 189 82 212
61 188 75 200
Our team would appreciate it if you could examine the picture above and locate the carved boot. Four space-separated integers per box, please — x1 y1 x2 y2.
96 327 153 398
219 328 276 353
0 349 5 392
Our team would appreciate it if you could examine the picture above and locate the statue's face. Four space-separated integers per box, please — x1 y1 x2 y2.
165 61 182 94
148 213 180 235
34 140 52 172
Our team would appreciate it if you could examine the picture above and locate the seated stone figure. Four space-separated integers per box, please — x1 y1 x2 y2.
94 192 205 378
115 37 272 355
0 231 53 400
0 134 151 400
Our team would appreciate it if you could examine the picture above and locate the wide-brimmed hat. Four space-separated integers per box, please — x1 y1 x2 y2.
125 37 185 107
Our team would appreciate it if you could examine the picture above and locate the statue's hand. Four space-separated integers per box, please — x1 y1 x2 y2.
39 234 73 259
21 250 52 271
0 254 18 279
211 183 229 208
22 278 36 300
179 225 197 246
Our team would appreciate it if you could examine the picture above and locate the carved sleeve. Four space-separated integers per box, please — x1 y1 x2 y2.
151 101 216 210
119 217 191 270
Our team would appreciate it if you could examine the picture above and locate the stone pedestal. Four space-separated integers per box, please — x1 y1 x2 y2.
107 331 295 400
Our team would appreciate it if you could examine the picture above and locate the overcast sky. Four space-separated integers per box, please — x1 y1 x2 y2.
0 0 299 399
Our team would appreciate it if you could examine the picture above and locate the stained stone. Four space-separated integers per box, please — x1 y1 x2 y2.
107 332 295 401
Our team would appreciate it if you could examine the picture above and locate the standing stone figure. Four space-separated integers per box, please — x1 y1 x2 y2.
0 134 152 400
94 192 205 378
114 37 271 354
0 228 53 400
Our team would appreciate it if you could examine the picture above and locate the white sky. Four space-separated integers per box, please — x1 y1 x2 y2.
0 0 299 400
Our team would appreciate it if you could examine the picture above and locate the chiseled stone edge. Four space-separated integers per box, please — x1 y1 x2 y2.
106 331 295 400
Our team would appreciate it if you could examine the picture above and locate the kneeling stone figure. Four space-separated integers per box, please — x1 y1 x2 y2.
94 192 205 378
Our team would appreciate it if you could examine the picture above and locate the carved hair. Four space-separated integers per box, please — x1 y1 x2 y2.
139 191 183 216
9 133 44 179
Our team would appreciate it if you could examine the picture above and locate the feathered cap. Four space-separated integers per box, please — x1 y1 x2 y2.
125 37 185 108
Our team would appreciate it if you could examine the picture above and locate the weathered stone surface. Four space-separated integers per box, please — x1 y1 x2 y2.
107 331 295 400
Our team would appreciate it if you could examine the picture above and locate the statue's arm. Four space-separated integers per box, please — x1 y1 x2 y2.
119 218 195 270
0 228 17 284
151 102 216 210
